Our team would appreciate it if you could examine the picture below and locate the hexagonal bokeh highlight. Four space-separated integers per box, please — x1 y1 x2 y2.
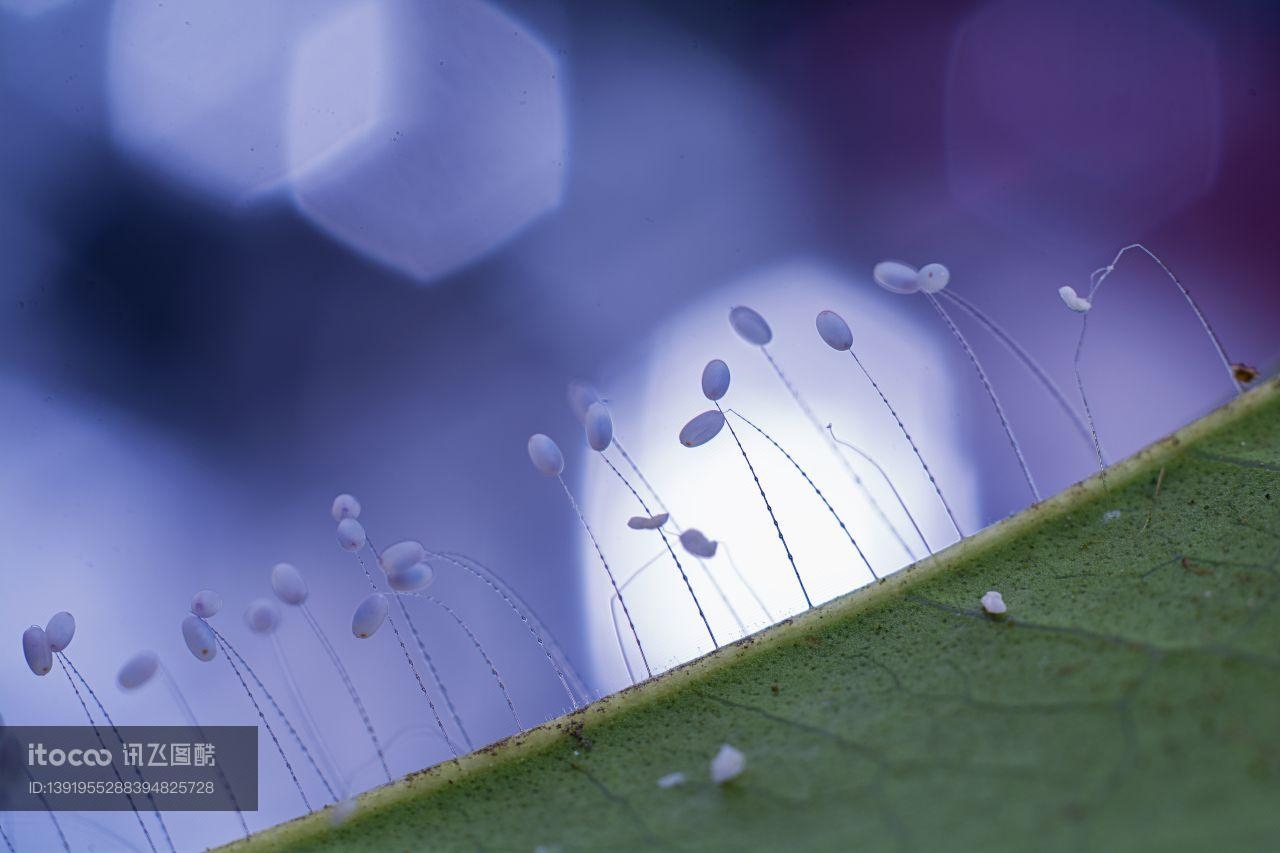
287 0 567 284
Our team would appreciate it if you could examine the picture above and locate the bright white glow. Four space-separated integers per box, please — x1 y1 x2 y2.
580 261 981 685
288 0 566 283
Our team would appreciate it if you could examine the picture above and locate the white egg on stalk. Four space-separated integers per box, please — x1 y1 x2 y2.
181 615 218 662
873 261 920 294
527 434 565 477
117 651 160 690
679 529 718 559
337 517 367 552
331 493 362 522
379 541 426 575
584 402 614 452
244 598 281 634
271 563 309 606
22 626 52 676
567 380 603 426
679 410 726 448
352 594 389 639
46 611 75 653
191 589 223 618
815 310 853 351
627 513 670 530
701 359 731 402
728 306 773 346
917 263 950 294
388 562 434 592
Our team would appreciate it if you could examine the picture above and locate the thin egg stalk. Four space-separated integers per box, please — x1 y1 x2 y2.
593 399 721 651
908 262 1042 501
818 308 963 542
531 431 652 679
730 299 921 566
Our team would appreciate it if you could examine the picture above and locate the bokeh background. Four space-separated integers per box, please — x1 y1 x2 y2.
1 0 1277 849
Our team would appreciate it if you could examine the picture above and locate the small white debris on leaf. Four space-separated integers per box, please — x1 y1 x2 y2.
980 590 1007 616
710 743 745 785
656 771 686 789
330 798 357 827
1103 509 1122 522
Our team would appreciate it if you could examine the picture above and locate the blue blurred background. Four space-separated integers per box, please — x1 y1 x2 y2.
2 0 1277 848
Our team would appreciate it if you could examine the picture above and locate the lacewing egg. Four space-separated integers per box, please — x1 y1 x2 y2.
352 593 389 639
585 402 614 452
117 651 160 690
729 306 773 346
917 263 950 293
331 494 362 522
337 517 367 552
388 562 434 592
244 598 281 634
181 615 218 662
379 540 427 575
191 589 223 619
22 626 52 676
701 359 731 401
710 743 745 784
567 380 602 425
815 310 853 351
627 513 670 530
981 590 1007 616
679 410 726 448
271 563 309 606
330 798 358 827
46 611 75 653
528 434 565 477
1058 285 1092 313
873 261 920 294
679 528 718 558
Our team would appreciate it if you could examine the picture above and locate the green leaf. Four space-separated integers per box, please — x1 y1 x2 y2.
226 379 1280 852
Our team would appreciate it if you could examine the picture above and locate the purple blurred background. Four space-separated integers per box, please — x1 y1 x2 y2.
1 0 1277 848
